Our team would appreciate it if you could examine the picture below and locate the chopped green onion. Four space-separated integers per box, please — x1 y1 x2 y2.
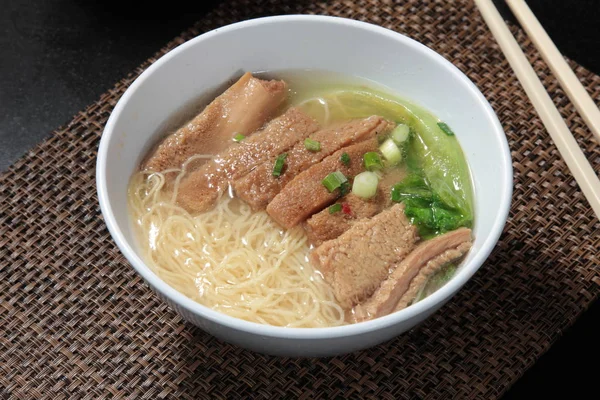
391 185 402 203
380 138 402 165
322 171 348 192
339 181 350 197
272 153 288 177
363 152 383 171
437 122 455 136
232 133 246 142
390 124 410 144
340 152 351 166
329 203 342 214
352 171 379 199
304 138 321 152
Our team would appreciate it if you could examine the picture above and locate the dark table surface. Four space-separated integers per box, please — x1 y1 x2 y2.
1 0 598 397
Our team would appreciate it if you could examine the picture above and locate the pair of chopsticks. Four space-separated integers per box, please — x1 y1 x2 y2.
474 0 600 219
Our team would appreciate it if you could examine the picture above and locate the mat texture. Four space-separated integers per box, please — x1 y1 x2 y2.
1 0 599 398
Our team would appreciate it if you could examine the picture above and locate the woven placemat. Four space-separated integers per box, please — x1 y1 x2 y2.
2 0 599 398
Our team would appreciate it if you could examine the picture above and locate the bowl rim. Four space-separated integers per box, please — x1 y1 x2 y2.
96 14 513 339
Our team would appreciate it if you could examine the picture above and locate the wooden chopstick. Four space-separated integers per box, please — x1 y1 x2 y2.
473 0 600 219
506 0 600 144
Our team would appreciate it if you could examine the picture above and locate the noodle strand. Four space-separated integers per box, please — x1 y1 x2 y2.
128 170 345 327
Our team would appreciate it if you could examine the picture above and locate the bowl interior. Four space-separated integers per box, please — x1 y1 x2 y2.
97 16 511 336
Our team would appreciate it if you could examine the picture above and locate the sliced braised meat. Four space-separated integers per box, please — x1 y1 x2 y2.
266 138 380 229
176 108 319 213
393 241 471 312
143 72 287 172
304 166 407 245
303 187 390 246
310 203 419 309
353 227 472 321
233 116 392 210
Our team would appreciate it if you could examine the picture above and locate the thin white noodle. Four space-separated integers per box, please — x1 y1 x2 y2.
128 168 345 327
170 154 213 203
297 96 332 125
319 97 331 126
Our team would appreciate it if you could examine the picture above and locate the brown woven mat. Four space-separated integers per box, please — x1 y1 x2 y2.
1 0 599 398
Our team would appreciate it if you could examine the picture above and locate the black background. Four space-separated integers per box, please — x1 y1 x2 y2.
1 0 598 397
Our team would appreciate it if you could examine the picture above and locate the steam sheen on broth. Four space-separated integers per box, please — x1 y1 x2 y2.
128 71 474 327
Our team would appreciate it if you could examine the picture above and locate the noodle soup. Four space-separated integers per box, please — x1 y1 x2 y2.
128 71 474 327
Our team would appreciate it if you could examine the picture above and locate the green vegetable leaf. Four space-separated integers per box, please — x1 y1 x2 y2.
392 173 471 237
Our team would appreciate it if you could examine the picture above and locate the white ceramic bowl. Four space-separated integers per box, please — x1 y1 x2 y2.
97 15 512 357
